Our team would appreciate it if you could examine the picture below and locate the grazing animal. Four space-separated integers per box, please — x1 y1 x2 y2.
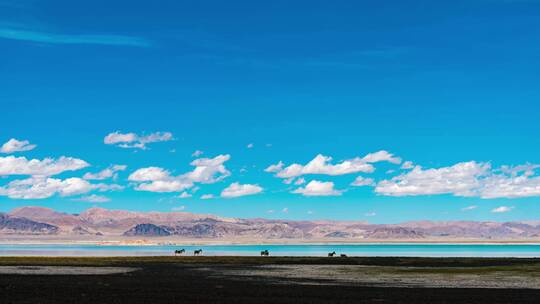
174 249 185 256
194 249 203 256
340 254 348 258
328 251 336 257
260 250 269 256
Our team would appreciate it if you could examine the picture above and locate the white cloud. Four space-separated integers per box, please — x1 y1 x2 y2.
265 161 284 173
478 171 540 199
461 205 478 211
186 154 231 184
282 207 289 213
365 212 377 217
351 176 375 187
0 177 93 199
192 150 204 157
83 164 126 180
104 131 173 149
0 175 123 200
135 180 192 193
172 206 185 211
401 161 414 170
307 210 314 215
201 194 214 200
72 194 110 203
283 177 295 185
292 180 343 196
375 161 490 197
492 206 514 213
376 161 540 199
1 138 37 153
275 154 374 178
177 192 192 199
0 155 89 176
221 182 263 198
128 167 171 182
268 151 400 179
294 177 306 185
362 151 401 164
247 143 254 149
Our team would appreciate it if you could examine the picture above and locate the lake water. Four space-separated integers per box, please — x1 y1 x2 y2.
1 243 540 257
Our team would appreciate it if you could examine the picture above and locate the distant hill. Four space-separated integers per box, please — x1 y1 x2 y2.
4 206 540 240
0 212 59 234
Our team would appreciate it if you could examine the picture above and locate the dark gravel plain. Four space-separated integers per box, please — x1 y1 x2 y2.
1 256 539 304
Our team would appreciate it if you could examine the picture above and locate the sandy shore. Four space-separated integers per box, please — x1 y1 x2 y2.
1 236 540 245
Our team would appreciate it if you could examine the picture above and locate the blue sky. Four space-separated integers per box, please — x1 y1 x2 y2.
1 0 540 223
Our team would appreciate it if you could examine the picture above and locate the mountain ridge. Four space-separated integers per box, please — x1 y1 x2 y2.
4 206 540 240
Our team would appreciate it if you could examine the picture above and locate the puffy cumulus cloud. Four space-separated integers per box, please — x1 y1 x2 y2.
128 167 171 182
0 155 89 176
492 206 514 213
72 194 110 203
186 154 231 184
351 176 375 187
376 162 540 199
104 131 173 149
401 161 414 170
221 182 263 198
375 161 490 197
128 154 231 193
0 177 122 200
479 172 540 199
83 164 126 180
265 161 284 173
268 151 400 179
0 138 37 153
128 168 192 192
292 180 343 196
0 177 92 199
274 154 374 179
361 151 401 164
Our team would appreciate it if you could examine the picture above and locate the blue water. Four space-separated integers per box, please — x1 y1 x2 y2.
1 244 540 257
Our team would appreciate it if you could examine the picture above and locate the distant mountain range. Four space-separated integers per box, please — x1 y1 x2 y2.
2 206 540 240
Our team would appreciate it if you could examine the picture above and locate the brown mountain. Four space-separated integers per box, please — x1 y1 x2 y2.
0 212 59 235
5 206 540 240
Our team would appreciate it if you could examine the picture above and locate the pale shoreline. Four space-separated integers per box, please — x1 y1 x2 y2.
1 236 540 246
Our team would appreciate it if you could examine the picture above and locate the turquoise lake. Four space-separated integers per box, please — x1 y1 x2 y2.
1 244 540 257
